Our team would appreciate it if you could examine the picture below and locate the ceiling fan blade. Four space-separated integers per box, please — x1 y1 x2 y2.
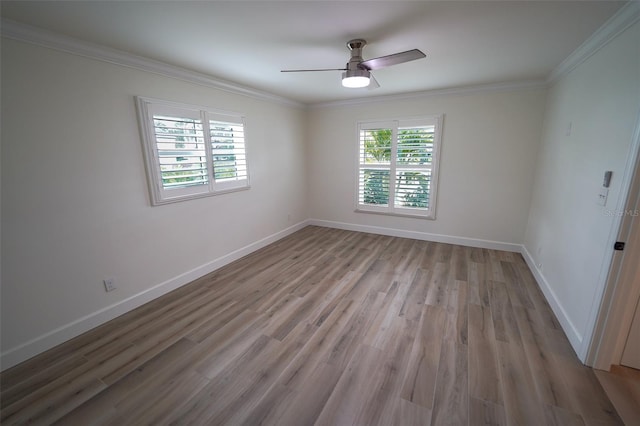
281 68 346 73
368 73 380 90
360 49 426 70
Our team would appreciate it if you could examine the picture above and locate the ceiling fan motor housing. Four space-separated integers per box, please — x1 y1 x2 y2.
342 67 371 80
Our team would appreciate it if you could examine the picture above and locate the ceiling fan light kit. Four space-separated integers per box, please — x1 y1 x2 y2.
282 39 426 90
342 68 371 88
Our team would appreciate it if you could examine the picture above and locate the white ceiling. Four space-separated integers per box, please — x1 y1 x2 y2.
0 1 627 104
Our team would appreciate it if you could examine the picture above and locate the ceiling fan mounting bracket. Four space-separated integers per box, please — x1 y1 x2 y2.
346 39 367 51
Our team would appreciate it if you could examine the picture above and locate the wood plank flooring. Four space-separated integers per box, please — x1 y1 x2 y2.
0 226 624 425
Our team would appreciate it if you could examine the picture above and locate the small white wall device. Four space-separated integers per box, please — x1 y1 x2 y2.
597 171 612 206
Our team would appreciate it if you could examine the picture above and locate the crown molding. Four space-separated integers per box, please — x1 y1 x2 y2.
0 19 304 109
2 2 637 110
548 1 640 84
309 79 548 109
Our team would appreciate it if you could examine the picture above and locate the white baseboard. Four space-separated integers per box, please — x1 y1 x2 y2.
0 221 309 371
520 245 584 359
308 218 522 252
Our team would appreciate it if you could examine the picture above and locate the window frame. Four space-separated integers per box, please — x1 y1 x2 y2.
136 96 250 206
355 115 443 219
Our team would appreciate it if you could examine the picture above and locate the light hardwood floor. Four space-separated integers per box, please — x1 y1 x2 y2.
0 226 624 425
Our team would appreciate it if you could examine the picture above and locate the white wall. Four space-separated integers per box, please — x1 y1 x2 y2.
523 20 640 357
1 39 307 367
307 89 547 247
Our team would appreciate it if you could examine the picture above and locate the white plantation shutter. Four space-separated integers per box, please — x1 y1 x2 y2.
137 97 250 205
153 113 208 189
358 124 393 212
209 117 248 191
356 116 442 219
395 124 435 210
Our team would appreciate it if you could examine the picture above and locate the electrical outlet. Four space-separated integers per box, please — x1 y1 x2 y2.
103 278 116 292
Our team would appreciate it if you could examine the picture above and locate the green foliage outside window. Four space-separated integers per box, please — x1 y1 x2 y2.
362 128 432 208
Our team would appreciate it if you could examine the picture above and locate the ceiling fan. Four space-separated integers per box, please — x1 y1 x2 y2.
281 39 426 89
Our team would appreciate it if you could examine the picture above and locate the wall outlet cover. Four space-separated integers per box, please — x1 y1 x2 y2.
103 279 116 292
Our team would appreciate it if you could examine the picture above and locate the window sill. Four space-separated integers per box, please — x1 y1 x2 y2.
355 208 435 220
152 185 250 206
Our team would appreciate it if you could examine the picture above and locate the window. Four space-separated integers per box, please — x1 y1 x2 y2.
356 115 442 219
136 97 249 205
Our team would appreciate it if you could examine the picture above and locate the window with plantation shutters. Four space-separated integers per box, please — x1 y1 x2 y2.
136 97 250 205
209 119 247 189
356 116 442 219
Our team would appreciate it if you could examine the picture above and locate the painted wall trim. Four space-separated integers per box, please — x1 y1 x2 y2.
521 245 583 359
309 80 547 109
0 221 310 371
548 1 640 84
0 18 303 109
308 218 522 252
